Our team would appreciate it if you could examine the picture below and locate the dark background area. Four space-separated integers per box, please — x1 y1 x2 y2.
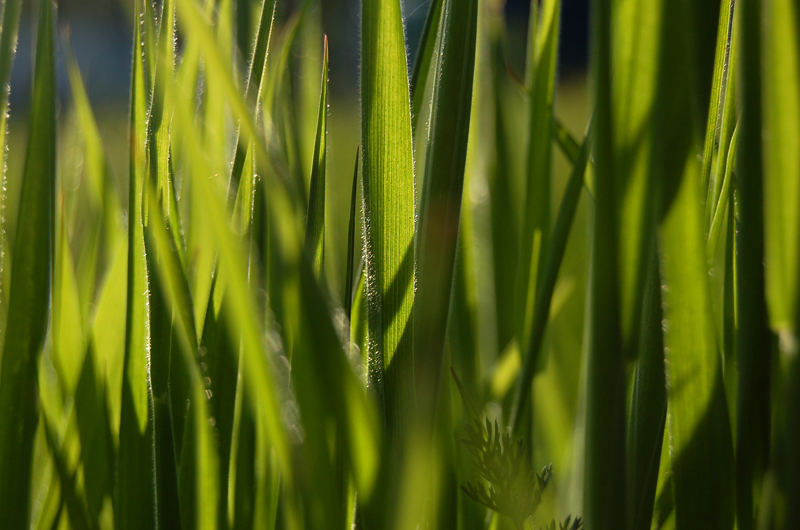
8 0 589 109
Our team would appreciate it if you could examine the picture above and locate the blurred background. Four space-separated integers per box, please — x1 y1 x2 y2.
9 0 589 108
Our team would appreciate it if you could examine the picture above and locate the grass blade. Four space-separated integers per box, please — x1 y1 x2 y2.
0 0 22 335
409 0 444 136
0 1 55 525
510 123 592 431
116 8 157 528
761 0 800 525
414 0 479 422
654 1 734 526
517 0 561 351
360 0 416 426
584 0 627 526
304 36 328 278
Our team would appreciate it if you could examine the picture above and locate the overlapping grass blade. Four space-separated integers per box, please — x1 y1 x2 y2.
304 36 328 278
360 0 416 426
516 0 561 352
510 122 592 431
116 7 156 528
0 1 55 525
414 0 479 423
409 0 443 136
654 0 734 526
626 252 666 529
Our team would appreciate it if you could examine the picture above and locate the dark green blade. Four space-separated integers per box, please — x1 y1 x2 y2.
0 0 56 526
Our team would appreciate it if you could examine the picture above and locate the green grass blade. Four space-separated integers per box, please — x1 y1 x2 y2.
517 0 561 350
304 36 328 279
344 147 360 317
116 7 157 528
762 0 800 338
700 0 736 197
654 1 734 526
414 0 479 422
626 252 667 530
761 0 800 525
228 0 277 201
0 1 55 526
584 0 627 526
610 0 660 356
360 0 416 426
737 0 773 521
0 0 22 335
510 123 592 431
410 0 444 136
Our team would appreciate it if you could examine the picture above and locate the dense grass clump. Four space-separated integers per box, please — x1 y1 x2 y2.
0 0 798 528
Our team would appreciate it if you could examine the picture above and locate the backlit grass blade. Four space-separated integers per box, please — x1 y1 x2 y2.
700 0 736 196
116 8 156 528
409 0 443 136
360 0 416 425
0 1 55 526
414 0 479 423
516 0 561 351
584 0 627 527
228 0 277 201
510 123 592 431
610 0 660 356
304 36 328 278
761 0 800 525
0 0 22 333
654 0 734 526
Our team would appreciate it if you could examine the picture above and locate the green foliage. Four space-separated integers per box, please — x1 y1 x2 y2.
1 0 799 528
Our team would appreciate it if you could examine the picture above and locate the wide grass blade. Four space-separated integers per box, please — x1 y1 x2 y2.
0 1 55 526
360 0 416 426
654 0 735 527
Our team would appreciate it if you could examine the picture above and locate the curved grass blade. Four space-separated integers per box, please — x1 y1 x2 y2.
0 1 55 525
304 36 328 279
360 0 416 426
